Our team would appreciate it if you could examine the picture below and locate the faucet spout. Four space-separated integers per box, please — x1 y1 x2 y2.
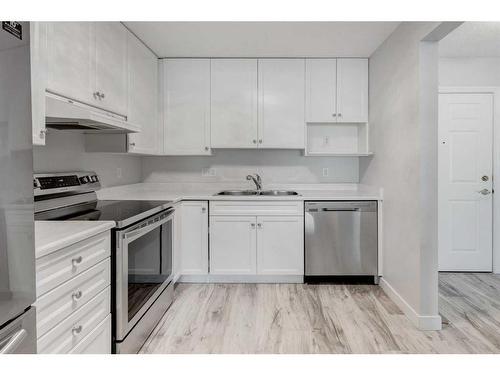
246 174 263 191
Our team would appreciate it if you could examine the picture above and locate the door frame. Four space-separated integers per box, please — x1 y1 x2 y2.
439 86 500 273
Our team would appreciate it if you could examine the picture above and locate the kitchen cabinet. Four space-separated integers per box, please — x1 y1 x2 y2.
93 22 128 115
256 216 304 275
127 32 161 154
209 216 257 275
45 22 128 116
209 201 304 279
46 22 93 105
180 201 209 275
31 22 48 145
163 59 211 155
258 59 305 148
305 58 368 123
211 59 258 148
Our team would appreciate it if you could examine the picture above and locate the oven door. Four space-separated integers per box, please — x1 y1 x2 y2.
115 208 174 341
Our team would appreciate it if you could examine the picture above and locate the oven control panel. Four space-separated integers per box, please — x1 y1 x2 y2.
34 171 100 196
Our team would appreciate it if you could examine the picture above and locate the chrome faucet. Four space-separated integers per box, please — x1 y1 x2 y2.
246 174 263 191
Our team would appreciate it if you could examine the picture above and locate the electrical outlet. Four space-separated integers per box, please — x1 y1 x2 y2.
322 168 329 177
116 167 122 179
202 168 216 177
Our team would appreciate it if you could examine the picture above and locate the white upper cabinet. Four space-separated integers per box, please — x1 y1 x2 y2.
163 59 211 155
305 59 337 123
305 58 368 123
257 59 305 149
337 58 368 123
127 33 160 154
46 22 93 105
45 22 128 116
93 22 128 115
211 59 258 148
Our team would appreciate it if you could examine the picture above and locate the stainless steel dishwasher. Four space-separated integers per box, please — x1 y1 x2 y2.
304 201 378 283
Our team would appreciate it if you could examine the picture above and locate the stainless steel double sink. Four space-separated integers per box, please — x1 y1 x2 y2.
216 190 299 196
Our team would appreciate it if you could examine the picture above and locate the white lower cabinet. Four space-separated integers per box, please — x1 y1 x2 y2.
180 201 209 275
209 202 304 280
256 216 304 275
209 216 257 275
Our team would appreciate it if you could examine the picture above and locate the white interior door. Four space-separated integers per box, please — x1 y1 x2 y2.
438 93 493 271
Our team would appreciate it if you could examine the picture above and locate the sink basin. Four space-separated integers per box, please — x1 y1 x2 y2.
216 190 259 196
215 190 299 196
259 190 299 196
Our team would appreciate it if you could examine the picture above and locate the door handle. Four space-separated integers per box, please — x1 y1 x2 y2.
478 189 491 195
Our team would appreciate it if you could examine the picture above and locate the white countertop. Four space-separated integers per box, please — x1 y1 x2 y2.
35 220 115 259
97 182 382 202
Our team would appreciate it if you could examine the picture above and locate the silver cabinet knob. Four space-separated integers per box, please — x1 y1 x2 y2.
332 114 337 117
205 146 209 151
72 325 83 336
72 290 83 301
253 140 257 144
129 142 136 147
100 92 105 99
71 256 83 267
201 207 206 213
478 189 491 195
338 113 342 117
482 175 489 182
251 223 256 228
258 139 262 144
257 223 262 229
93 91 100 99
39 129 47 138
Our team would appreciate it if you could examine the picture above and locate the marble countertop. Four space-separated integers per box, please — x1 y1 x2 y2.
35 220 115 259
97 182 382 202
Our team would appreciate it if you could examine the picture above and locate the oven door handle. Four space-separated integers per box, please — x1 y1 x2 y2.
123 211 174 243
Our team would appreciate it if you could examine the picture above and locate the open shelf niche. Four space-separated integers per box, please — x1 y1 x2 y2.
304 122 373 156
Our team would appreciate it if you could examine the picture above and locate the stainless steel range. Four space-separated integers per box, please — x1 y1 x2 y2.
34 171 175 353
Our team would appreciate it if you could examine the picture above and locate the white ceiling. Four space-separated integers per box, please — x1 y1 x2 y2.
124 22 400 58
440 22 500 58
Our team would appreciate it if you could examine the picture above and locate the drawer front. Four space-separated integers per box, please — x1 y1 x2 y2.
36 231 111 297
69 314 111 354
36 258 111 338
37 286 111 354
210 200 303 216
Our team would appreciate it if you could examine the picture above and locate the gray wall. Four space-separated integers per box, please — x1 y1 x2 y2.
360 22 441 326
33 131 142 187
142 150 359 184
439 57 500 87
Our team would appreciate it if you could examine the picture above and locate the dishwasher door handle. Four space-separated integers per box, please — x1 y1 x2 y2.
320 208 360 212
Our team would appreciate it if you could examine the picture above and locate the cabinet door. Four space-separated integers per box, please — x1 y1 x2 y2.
305 59 337 123
127 32 161 154
210 216 257 275
180 201 209 275
336 58 368 123
257 216 304 275
31 22 47 145
93 22 128 115
46 22 93 104
258 59 305 148
163 59 211 155
211 59 258 148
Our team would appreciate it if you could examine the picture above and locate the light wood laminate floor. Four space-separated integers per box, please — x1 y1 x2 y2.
140 273 500 354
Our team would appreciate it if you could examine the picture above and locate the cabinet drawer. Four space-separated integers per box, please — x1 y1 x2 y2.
36 231 110 296
210 200 303 216
36 258 111 338
37 286 110 354
69 314 111 354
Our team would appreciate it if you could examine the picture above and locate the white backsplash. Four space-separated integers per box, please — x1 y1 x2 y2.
142 149 359 184
33 131 142 188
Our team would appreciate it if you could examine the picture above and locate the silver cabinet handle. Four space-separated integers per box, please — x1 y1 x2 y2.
201 207 206 213
72 325 83 336
332 114 337 117
253 139 257 144
258 139 263 144
72 290 83 301
93 91 100 99
257 223 262 229
129 142 136 147
251 223 256 228
71 256 83 267
338 113 342 117
100 92 105 99
478 189 491 195
0 329 27 354
205 146 209 151
39 129 47 137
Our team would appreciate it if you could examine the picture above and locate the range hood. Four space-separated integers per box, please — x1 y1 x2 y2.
45 93 139 133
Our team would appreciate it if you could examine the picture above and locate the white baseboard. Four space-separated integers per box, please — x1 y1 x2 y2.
178 274 304 284
380 278 442 331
